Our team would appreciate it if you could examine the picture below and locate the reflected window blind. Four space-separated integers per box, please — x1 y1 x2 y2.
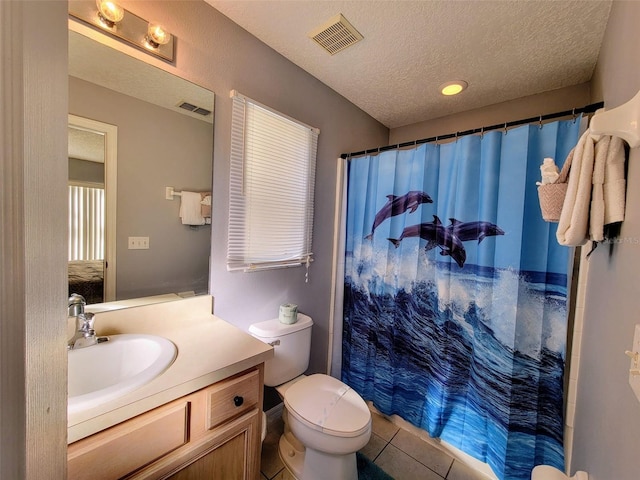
227 91 319 273
69 185 105 261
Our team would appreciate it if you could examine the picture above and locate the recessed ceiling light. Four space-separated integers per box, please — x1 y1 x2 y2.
440 81 468 96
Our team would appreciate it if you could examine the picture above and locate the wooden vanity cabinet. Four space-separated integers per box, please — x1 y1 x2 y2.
68 365 264 480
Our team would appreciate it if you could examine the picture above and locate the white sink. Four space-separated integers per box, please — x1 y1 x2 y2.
68 334 177 415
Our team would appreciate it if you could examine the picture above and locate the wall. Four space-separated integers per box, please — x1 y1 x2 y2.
0 0 68 478
570 2 640 479
115 0 389 374
69 76 212 300
69 158 104 184
390 83 591 144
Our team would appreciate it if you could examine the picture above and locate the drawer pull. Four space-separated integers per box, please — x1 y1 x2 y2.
233 395 244 407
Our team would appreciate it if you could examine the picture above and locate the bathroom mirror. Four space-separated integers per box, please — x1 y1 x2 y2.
68 28 215 307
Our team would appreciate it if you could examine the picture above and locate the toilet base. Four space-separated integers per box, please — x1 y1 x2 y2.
279 432 304 479
278 431 358 480
531 465 589 480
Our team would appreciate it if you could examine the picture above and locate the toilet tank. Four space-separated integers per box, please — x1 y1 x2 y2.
248 314 313 387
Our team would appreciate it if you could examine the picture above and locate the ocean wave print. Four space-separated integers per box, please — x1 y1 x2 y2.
342 261 566 480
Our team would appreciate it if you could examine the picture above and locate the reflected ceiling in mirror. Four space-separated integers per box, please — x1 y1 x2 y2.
69 30 213 124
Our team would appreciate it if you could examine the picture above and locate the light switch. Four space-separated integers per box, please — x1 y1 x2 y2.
128 236 149 249
627 324 640 403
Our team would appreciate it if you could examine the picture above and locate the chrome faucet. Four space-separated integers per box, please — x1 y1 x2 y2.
67 294 109 350
68 293 86 317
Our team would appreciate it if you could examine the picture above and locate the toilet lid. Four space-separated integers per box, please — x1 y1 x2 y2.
284 374 371 438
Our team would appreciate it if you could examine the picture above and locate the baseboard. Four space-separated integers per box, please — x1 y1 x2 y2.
265 402 283 424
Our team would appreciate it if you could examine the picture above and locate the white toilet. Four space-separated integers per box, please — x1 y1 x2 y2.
249 314 372 480
531 465 588 480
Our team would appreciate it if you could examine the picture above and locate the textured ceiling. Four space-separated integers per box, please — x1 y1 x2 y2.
206 0 612 128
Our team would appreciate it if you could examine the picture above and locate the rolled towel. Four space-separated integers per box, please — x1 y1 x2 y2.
179 191 205 225
603 136 626 225
589 136 609 242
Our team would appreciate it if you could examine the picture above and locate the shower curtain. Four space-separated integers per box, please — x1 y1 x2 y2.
342 119 581 480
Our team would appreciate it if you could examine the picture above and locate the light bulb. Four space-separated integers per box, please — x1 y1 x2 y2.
145 23 171 49
96 0 124 27
440 81 468 96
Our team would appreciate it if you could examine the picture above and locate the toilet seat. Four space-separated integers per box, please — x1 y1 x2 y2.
284 374 371 438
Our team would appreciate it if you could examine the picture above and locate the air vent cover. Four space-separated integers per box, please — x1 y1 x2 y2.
308 14 363 55
178 101 212 117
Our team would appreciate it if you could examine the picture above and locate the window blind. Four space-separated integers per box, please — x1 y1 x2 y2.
227 91 319 272
68 184 105 261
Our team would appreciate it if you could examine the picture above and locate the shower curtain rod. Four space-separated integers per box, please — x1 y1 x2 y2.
340 101 604 159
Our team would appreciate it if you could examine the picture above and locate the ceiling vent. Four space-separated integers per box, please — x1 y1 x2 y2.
177 101 212 117
308 14 363 55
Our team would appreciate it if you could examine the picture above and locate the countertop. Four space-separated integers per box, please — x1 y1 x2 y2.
68 295 273 443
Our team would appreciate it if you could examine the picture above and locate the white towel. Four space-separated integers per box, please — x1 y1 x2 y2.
589 136 608 242
603 136 626 225
590 136 626 242
179 191 205 225
556 130 595 246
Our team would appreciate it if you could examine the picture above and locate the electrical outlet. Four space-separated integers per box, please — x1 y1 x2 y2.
128 236 149 249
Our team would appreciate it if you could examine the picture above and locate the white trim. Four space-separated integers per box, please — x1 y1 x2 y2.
328 158 347 376
265 402 284 424
68 114 117 301
2 1 68 476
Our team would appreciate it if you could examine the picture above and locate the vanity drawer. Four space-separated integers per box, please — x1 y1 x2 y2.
68 401 189 480
205 369 259 430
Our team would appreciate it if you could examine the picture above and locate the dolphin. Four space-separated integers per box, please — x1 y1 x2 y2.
447 218 505 243
365 191 433 240
387 218 467 268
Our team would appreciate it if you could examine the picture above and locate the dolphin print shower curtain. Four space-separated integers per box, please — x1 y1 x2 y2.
342 119 581 480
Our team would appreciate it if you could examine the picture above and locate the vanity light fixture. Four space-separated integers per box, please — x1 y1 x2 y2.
95 0 124 28
145 23 171 49
440 80 468 96
69 0 175 62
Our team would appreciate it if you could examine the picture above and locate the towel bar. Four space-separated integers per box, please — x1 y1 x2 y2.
165 186 183 199
590 89 640 148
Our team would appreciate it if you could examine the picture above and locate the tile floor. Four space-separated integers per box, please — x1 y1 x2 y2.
260 408 492 480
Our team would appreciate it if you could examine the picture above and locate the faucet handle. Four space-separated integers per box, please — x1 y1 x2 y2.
77 312 96 332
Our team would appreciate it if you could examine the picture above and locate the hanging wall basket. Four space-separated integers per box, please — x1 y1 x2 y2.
537 153 572 223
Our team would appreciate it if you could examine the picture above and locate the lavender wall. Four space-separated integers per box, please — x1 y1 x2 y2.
390 83 591 144
119 1 389 374
570 2 640 479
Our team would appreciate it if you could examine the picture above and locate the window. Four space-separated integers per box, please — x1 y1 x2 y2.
227 91 319 273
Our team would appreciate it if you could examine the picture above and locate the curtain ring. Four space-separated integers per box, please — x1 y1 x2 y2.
435 135 439 145
503 123 508 135
572 108 577 123
480 126 484 139
539 115 543 130
455 132 459 143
